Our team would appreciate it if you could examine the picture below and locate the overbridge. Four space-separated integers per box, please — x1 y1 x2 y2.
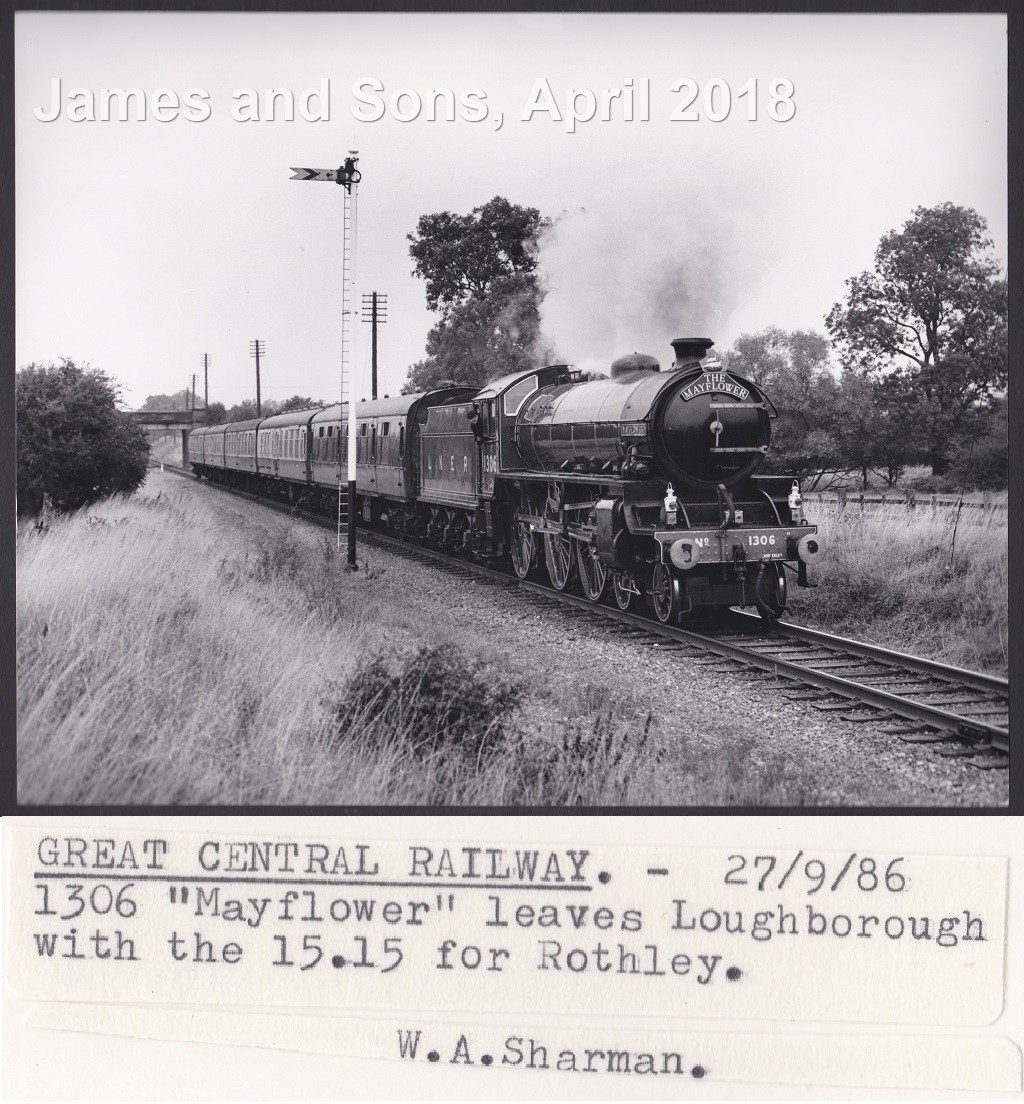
126 409 202 466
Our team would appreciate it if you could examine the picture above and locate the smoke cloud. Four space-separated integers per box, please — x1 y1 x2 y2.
536 176 774 375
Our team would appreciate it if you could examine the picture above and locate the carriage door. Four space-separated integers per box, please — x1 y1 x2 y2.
397 421 405 491
478 400 497 496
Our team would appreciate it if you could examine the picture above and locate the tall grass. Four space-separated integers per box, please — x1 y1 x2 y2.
18 473 829 806
789 501 1007 676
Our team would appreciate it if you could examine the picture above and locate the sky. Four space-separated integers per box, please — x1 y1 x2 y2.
15 12 1007 408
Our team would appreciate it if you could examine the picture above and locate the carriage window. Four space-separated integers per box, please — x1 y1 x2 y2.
399 425 405 459
382 422 390 437
361 423 368 436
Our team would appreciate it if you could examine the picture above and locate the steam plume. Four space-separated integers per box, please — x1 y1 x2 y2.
536 178 771 373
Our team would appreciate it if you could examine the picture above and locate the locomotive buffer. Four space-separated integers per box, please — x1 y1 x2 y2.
290 154 362 567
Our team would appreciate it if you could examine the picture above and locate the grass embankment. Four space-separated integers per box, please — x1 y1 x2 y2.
20 475 823 806
788 500 1007 677
18 474 1007 805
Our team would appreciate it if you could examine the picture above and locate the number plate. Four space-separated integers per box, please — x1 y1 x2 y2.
655 526 817 563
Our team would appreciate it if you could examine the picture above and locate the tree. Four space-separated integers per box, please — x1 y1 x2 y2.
404 196 551 389
202 401 227 426
725 328 844 485
943 398 1007 491
16 359 150 516
830 371 929 488
141 388 193 411
278 395 324 413
827 202 1007 475
223 400 261 422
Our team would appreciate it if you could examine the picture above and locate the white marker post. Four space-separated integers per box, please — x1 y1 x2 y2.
290 153 362 567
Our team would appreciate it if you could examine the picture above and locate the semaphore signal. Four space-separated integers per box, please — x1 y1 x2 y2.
291 152 361 567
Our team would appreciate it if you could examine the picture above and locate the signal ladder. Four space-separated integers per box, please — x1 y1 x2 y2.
337 165 357 550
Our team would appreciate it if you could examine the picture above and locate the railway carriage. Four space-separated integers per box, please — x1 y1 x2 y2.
224 419 260 476
186 424 209 467
307 388 477 524
256 409 317 487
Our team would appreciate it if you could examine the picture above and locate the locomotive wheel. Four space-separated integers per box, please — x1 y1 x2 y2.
510 517 538 580
651 562 683 624
612 573 641 611
544 531 576 591
578 543 608 602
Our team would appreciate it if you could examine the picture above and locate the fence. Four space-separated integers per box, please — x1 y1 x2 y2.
802 490 1007 513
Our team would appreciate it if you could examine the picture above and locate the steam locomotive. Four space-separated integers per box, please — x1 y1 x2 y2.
187 337 823 622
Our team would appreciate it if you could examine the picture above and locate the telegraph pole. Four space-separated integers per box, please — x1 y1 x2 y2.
361 292 388 400
250 340 265 416
191 373 197 412
201 353 210 409
291 152 362 568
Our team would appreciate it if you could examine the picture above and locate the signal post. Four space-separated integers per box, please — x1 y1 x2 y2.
290 153 362 568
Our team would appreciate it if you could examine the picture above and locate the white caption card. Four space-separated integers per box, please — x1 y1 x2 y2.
5 824 1007 1026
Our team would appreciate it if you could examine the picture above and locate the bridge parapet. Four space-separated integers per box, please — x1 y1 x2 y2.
126 410 201 429
128 410 203 466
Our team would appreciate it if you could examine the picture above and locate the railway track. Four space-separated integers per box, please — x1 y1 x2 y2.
153 461 1010 767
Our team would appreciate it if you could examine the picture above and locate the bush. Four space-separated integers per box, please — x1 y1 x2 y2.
16 359 150 516
944 433 1007 492
333 642 524 761
905 473 952 494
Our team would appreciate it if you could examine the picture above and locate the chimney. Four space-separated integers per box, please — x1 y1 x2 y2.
670 337 715 370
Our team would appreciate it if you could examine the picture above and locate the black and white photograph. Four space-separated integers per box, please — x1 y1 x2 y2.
13 8 1010 808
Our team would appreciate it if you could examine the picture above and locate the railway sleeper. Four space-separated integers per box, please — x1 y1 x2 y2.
908 693 999 708
811 697 863 711
966 751 1010 771
895 728 960 744
934 742 981 758
861 677 946 689
807 657 887 666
